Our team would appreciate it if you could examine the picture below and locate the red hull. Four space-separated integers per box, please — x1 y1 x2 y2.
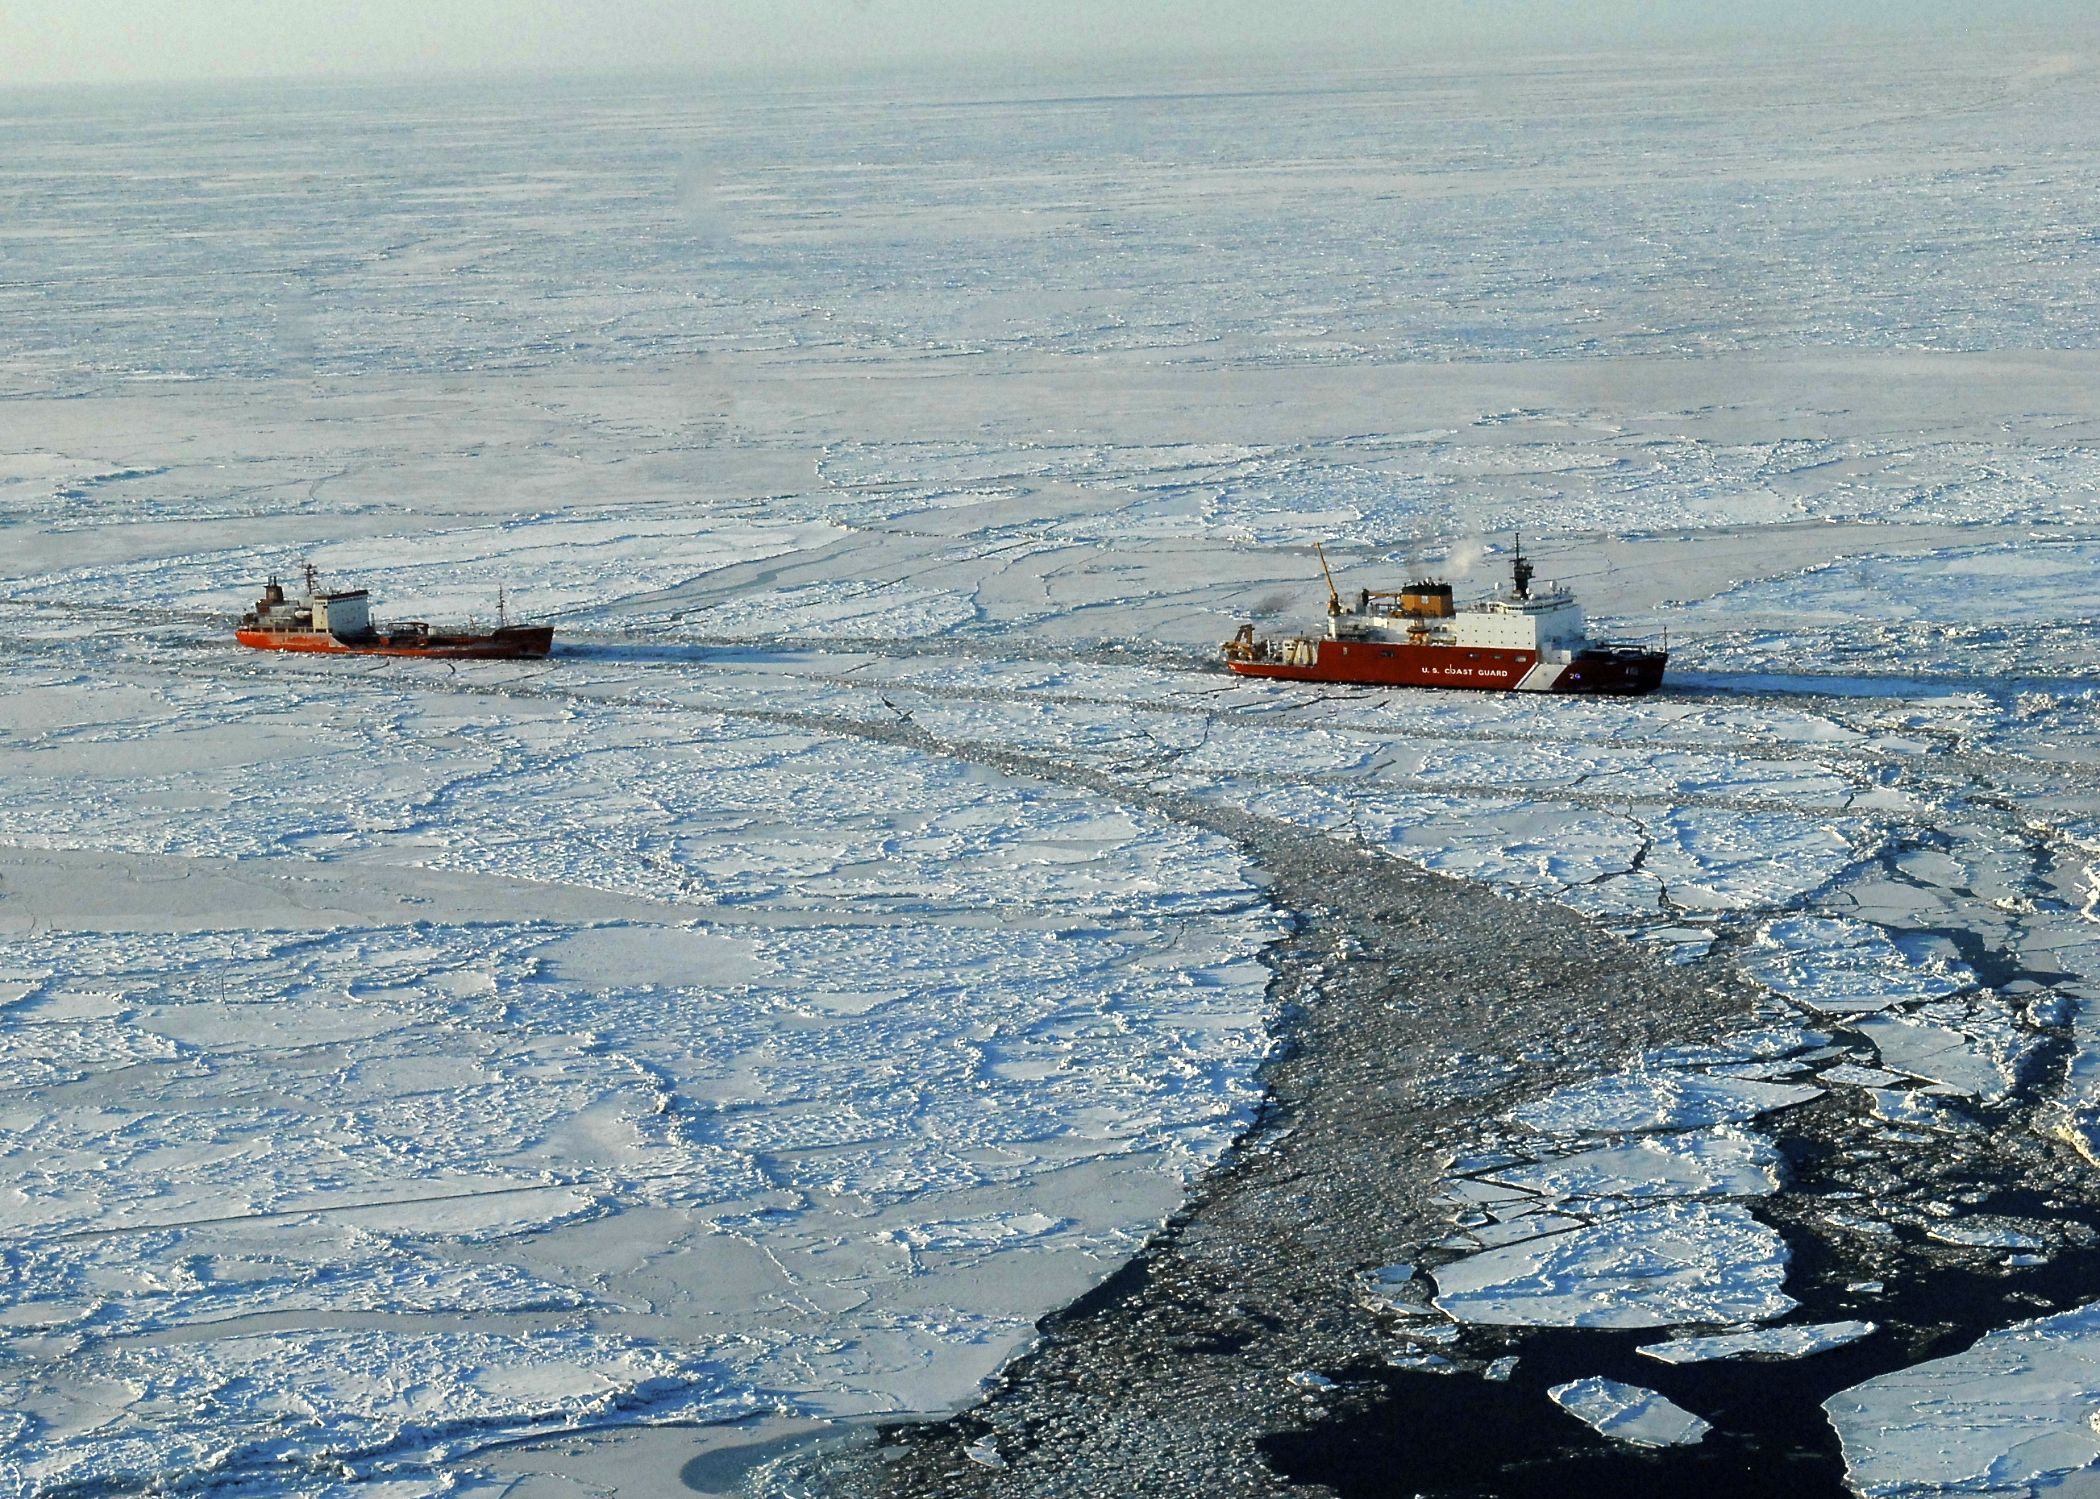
236 626 554 660
1227 638 1665 694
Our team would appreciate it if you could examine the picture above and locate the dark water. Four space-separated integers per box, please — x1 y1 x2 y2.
1264 1221 2100 1497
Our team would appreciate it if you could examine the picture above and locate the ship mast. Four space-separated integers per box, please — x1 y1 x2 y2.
1510 534 1533 601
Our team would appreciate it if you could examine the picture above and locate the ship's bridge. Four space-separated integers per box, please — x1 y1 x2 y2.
1326 577 1587 654
311 590 371 637
245 580 371 638
1450 584 1586 651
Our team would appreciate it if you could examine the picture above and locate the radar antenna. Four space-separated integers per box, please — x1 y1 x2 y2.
1510 534 1533 601
1314 542 1342 615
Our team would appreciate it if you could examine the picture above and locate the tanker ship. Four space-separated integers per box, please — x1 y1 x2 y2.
1221 541 1665 695
236 566 554 659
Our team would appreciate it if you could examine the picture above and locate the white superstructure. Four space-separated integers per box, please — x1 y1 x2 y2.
1328 580 1588 657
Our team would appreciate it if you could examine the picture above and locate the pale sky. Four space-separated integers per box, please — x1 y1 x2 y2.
2 0 2088 87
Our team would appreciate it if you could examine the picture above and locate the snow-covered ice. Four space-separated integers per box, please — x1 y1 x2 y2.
1432 1202 1795 1328
1509 1074 1824 1135
1825 1303 2100 1498
1487 1129 1784 1199
1853 1008 2033 1102
10 40 2100 1496
1740 918 1972 1016
1926 1222 2048 1250
1548 1377 1711 1448
0 667 1280 1485
1639 1321 1877 1364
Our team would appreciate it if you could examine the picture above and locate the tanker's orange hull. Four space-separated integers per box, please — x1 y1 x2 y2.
236 626 553 659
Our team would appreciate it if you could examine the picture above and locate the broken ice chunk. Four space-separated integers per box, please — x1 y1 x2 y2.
1470 1214 1586 1247
1825 1302 2100 1497
1644 927 1716 961
1432 1201 1795 1328
1852 1011 2023 1101
1819 1064 1904 1087
2025 992 2075 1027
1486 1127 1782 1199
964 1437 1007 1469
1288 1370 1335 1389
1643 1024 1827 1068
1740 917 1969 1014
1638 1320 1876 1364
1548 1377 1711 1448
1824 1212 1898 1238
1705 1060 1807 1080
1865 1088 1979 1134
1483 1355 1519 1382
1388 1351 1453 1370
1926 1222 2047 1249
1361 1263 1427 1313
1510 1073 1822 1134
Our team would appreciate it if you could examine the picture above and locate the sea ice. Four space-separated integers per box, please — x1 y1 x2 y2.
11 514 842 626
1486 1128 1784 1199
1510 1074 1823 1134
1825 1303 2100 1497
1548 1377 1711 1448
1469 1214 1588 1247
1681 541 2100 630
1866 1089 1981 1134
1926 1223 2047 1250
1741 917 1971 1015
1646 1024 1827 1065
1853 1011 2026 1101
16 50 2100 1497
1820 1064 1906 1087
1432 1201 1795 1328
1639 1320 1876 1364
0 671 1281 1484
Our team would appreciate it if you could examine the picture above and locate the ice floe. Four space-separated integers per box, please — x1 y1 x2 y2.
1853 1007 2034 1102
1548 1377 1711 1447
1486 1128 1784 1199
1824 1302 2100 1497
1432 1201 1795 1328
1510 1073 1824 1135
1740 917 1972 1015
1926 1222 2048 1250
1865 1088 1981 1135
1639 1320 1877 1364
